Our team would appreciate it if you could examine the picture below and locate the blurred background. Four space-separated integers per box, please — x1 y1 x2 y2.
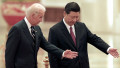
0 0 120 68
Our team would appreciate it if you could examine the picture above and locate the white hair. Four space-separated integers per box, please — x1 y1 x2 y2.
26 3 46 17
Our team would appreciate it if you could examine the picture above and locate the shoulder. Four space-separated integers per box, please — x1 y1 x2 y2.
9 20 25 32
13 20 25 28
52 22 61 28
50 20 64 29
76 21 85 25
75 21 88 28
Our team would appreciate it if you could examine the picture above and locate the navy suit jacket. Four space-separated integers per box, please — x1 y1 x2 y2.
48 20 110 68
5 19 64 68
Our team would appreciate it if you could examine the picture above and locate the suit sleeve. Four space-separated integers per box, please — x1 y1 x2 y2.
38 27 64 59
48 28 60 68
5 26 20 68
84 23 110 54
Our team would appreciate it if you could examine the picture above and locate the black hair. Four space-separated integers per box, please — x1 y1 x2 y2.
65 2 80 14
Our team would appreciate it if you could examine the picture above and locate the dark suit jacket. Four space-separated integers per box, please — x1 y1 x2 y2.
48 20 110 68
5 19 64 68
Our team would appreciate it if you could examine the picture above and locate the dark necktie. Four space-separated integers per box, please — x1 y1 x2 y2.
70 27 76 46
31 26 36 43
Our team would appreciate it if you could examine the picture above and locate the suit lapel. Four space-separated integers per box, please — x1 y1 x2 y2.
22 20 33 44
74 23 80 48
74 22 84 48
34 26 38 48
60 21 77 50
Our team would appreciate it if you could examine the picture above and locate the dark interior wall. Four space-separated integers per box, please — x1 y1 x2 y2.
44 7 64 23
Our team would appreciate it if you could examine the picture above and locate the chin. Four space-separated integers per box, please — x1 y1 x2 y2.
71 23 75 25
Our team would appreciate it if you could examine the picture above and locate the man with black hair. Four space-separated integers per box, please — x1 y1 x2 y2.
48 2 119 68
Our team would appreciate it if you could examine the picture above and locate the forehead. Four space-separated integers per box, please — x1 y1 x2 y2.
36 10 45 16
69 11 80 16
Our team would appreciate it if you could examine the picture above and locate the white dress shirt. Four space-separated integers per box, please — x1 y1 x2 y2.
24 17 32 34
63 18 76 37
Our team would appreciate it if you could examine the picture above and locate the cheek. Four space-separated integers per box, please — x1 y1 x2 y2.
67 18 72 22
39 18 42 22
69 19 74 22
70 20 76 24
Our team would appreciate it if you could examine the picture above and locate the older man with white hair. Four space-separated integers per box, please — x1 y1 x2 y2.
5 3 78 68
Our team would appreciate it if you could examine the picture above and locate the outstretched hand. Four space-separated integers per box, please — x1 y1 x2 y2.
63 50 78 59
108 48 119 58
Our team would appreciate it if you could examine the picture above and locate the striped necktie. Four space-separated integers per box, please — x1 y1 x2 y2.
31 26 36 43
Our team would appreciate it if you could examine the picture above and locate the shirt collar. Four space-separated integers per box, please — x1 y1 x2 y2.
63 18 74 29
24 17 31 29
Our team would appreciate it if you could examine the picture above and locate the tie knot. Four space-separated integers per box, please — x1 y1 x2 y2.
31 26 35 31
70 27 72 30
31 26 34 29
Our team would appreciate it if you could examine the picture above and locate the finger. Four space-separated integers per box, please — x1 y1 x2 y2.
71 55 77 58
64 51 78 59
114 53 119 58
71 52 78 54
111 52 117 58
112 49 117 51
71 54 78 57
71 51 78 53
71 53 78 57
64 50 71 55
68 56 74 59
68 53 78 57
72 55 78 58
110 49 117 52
111 52 119 58
113 51 119 58
66 50 71 51
65 50 71 52
109 51 117 55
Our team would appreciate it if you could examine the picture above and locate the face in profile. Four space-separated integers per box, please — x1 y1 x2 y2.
64 11 80 26
31 10 45 26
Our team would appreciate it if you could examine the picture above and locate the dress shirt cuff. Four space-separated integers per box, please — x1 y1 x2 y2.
107 47 112 53
62 51 65 59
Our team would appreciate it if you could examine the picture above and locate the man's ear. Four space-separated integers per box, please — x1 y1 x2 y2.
32 13 36 19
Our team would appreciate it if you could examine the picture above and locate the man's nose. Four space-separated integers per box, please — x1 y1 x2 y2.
73 18 78 22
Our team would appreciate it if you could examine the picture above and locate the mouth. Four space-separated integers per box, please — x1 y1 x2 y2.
71 22 75 24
